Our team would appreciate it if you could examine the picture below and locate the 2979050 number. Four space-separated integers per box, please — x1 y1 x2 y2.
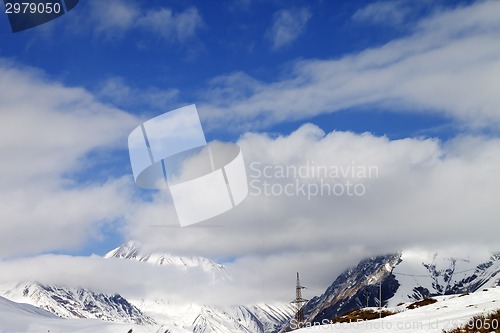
5 2 61 14
467 317 499 331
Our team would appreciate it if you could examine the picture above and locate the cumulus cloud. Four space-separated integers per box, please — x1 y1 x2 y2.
202 0 500 131
1 69 499 301
137 7 203 42
1 120 498 302
103 123 499 301
0 60 138 257
267 7 311 50
126 124 500 256
87 0 204 42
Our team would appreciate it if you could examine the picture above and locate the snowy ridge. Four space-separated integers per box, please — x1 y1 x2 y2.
105 241 231 282
105 241 294 333
0 294 292 333
389 251 500 305
192 304 295 333
251 303 297 332
193 306 262 333
0 282 154 325
128 299 294 333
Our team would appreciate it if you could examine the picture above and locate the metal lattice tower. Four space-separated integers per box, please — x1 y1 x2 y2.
291 272 308 323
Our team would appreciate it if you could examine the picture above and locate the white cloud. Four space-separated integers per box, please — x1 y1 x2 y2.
124 123 500 260
202 0 500 131
88 0 139 35
352 1 410 26
1 95 499 302
87 0 204 42
108 122 500 301
0 255 218 302
0 243 372 304
267 7 312 50
98 77 179 110
137 7 203 42
2 123 498 303
0 60 139 257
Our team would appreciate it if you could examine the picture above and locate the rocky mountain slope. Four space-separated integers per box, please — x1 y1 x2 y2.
293 286 500 333
280 250 500 331
0 281 154 325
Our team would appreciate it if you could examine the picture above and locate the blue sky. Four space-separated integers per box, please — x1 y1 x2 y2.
1 0 472 141
1 0 500 301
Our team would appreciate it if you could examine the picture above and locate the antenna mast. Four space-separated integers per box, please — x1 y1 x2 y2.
291 272 308 324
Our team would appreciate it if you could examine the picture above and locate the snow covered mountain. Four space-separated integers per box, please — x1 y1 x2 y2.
4 246 497 333
294 286 500 333
127 298 294 333
0 294 156 333
0 241 293 333
281 250 500 331
104 241 294 333
105 240 231 282
389 251 500 304
0 281 155 325
3 280 499 333
4 286 500 333
191 304 294 333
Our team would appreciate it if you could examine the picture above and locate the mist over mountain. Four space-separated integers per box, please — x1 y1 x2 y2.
0 241 294 333
104 240 231 282
1 245 499 333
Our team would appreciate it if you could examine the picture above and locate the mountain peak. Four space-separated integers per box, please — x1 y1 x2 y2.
104 241 231 282
104 240 142 260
